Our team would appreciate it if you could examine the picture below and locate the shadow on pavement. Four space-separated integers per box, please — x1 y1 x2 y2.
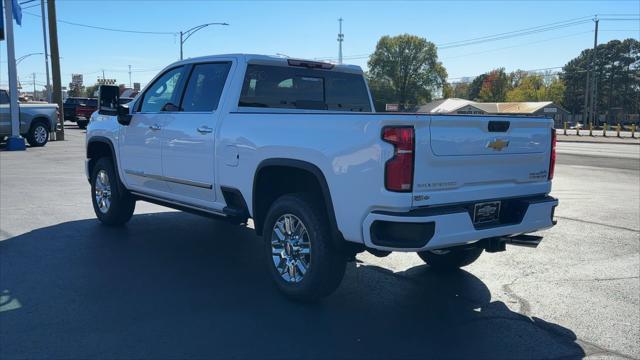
0 212 585 359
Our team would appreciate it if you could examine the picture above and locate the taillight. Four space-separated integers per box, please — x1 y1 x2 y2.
382 126 414 192
549 128 556 180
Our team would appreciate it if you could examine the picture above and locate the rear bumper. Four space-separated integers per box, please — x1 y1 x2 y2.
362 195 558 252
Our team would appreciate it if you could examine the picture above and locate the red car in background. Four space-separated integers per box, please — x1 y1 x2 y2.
74 98 97 129
74 97 133 129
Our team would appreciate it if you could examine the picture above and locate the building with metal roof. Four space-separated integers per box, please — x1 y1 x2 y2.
417 98 569 125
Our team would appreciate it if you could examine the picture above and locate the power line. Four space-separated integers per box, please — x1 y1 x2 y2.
23 11 176 35
316 14 639 62
21 3 40 10
437 16 593 47
440 30 594 61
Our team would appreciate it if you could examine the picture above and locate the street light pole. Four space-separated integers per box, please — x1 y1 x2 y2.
16 52 44 65
179 22 229 60
41 0 52 103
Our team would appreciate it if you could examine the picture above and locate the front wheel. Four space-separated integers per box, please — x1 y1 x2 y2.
77 120 88 129
417 246 483 271
263 193 346 301
91 157 135 226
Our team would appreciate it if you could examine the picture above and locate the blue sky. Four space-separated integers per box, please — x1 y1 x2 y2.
1 0 639 91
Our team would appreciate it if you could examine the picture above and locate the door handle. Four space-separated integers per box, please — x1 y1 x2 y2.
197 126 213 134
149 124 161 131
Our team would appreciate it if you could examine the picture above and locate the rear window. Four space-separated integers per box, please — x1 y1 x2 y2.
86 99 98 107
239 64 371 112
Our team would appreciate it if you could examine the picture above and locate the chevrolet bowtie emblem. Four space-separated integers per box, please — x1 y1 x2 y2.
487 139 510 151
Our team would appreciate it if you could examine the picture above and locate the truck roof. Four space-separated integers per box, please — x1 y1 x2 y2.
172 53 364 74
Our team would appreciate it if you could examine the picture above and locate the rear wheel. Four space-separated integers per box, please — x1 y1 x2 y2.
26 122 49 147
91 157 135 226
417 246 483 271
263 193 346 301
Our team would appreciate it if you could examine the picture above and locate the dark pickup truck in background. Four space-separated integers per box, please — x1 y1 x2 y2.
63 97 87 122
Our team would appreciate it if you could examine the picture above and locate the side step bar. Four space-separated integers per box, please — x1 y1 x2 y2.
482 234 543 252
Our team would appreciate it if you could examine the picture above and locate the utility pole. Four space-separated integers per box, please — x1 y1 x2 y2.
128 65 132 88
589 18 599 127
180 31 183 60
4 0 26 150
41 0 51 103
582 16 599 128
102 69 105 80
33 73 37 99
47 0 64 140
337 18 344 64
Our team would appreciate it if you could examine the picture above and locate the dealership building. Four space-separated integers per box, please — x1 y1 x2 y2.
417 98 569 126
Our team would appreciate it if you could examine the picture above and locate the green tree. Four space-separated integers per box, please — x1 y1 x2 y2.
467 74 487 101
443 82 470 99
84 85 99 98
67 83 85 98
505 73 565 104
561 38 639 115
368 34 447 110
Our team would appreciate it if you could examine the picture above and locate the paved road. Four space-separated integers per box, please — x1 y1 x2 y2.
557 142 640 171
1 127 638 359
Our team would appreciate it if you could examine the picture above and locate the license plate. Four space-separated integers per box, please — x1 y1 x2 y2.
473 201 501 224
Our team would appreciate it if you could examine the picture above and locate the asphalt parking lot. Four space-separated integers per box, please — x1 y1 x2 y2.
1 125 638 359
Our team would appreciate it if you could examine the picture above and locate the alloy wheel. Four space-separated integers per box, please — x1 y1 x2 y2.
271 214 311 283
34 126 48 145
94 170 112 213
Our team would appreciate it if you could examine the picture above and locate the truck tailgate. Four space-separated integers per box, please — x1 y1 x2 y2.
412 115 553 206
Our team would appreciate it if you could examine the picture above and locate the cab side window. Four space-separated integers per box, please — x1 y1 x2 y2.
139 67 184 113
181 62 231 112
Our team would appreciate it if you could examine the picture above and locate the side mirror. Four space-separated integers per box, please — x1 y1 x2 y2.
98 85 119 116
117 104 132 126
98 85 132 126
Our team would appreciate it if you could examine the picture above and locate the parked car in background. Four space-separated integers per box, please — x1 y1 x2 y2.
0 89 58 147
75 98 98 129
63 97 88 123
86 54 558 301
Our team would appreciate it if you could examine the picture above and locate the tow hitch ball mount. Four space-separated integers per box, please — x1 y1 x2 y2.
483 234 543 253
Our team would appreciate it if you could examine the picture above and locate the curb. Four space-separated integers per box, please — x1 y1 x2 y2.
557 138 640 146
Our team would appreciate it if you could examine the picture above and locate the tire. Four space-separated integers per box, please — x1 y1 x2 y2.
90 157 135 226
77 120 88 129
417 246 483 271
263 193 346 301
26 122 49 147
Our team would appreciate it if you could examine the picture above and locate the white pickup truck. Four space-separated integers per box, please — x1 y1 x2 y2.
86 54 558 300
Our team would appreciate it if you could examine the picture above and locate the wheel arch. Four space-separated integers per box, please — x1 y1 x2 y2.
30 117 51 131
252 158 339 238
86 136 119 182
